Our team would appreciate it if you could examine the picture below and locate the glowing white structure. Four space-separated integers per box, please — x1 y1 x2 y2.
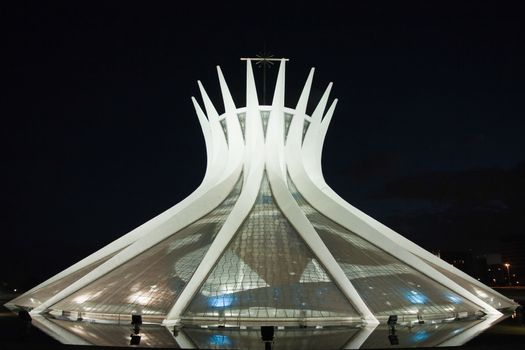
7 59 517 328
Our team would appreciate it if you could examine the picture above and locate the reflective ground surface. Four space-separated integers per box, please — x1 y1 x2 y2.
1 293 524 349
26 313 511 348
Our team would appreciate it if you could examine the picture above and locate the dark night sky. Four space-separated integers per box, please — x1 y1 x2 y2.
2 1 525 291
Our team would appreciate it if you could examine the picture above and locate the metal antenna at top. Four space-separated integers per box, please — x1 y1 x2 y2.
256 53 273 105
241 54 289 104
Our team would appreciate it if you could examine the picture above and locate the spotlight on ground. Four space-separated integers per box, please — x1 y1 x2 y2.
261 326 274 342
389 334 399 345
387 315 399 345
261 325 275 349
131 314 142 334
131 315 142 326
130 334 141 345
387 315 397 326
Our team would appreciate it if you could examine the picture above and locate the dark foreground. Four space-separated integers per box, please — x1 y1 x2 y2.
0 289 523 350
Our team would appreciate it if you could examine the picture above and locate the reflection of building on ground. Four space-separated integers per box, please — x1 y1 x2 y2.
26 314 509 349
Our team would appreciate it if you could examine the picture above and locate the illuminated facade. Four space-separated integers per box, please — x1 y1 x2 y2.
6 59 517 328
